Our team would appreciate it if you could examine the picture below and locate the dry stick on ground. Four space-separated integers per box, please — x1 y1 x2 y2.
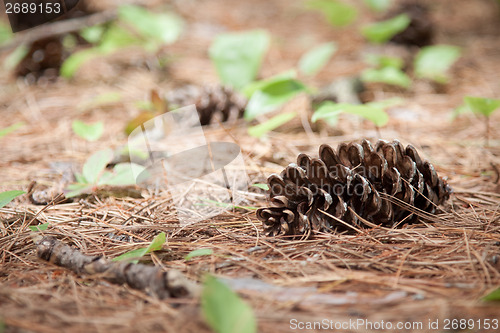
36 236 200 299
0 9 117 51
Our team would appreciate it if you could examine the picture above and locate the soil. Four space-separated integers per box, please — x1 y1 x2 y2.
1 0 500 332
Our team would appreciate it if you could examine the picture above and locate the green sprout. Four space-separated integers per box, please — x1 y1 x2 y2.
65 149 147 198
361 54 411 89
72 120 104 142
313 98 403 134
244 76 308 120
202 275 257 333
298 42 337 76
209 30 270 91
463 96 500 146
185 248 214 261
61 5 184 78
0 122 24 139
482 287 500 302
248 112 297 138
363 0 393 12
361 14 410 44
113 232 166 264
0 190 25 209
414 45 461 84
306 0 358 27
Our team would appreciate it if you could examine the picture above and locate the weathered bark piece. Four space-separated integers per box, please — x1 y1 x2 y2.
36 236 199 299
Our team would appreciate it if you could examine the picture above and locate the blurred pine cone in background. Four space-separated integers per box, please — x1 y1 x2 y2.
166 85 247 125
257 140 451 237
389 1 434 47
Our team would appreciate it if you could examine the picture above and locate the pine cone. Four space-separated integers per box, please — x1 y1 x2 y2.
166 85 247 125
389 2 434 47
256 140 451 237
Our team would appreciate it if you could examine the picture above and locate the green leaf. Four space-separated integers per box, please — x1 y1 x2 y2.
98 163 145 186
79 92 123 111
248 112 297 138
119 5 184 45
113 232 166 263
363 0 392 12
3 45 29 70
307 0 358 27
60 48 102 78
29 223 49 232
365 54 404 69
464 96 500 118
72 120 104 142
99 24 143 53
312 101 390 127
245 78 307 120
185 248 214 261
361 67 411 88
0 122 24 138
0 190 25 209
202 275 257 333
450 103 471 121
415 45 461 83
0 21 13 44
241 70 297 98
252 183 269 191
361 14 410 44
209 30 270 90
80 25 106 44
82 149 114 184
298 42 337 76
482 287 500 302
65 183 91 198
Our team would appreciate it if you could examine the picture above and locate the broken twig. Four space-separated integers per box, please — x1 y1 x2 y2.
36 236 199 299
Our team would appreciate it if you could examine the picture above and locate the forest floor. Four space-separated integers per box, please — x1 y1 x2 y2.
1 0 500 332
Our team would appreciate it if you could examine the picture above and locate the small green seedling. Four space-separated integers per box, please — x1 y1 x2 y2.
78 92 122 111
72 120 104 142
306 0 358 27
363 0 393 12
0 190 25 209
362 66 411 88
361 14 410 44
202 275 257 333
482 287 500 302
29 223 49 232
251 183 269 191
414 45 461 83
185 248 214 261
248 112 297 138
0 21 13 44
209 30 270 91
464 96 500 146
298 42 337 76
244 77 308 120
61 5 184 78
3 45 29 70
313 98 403 132
361 54 411 89
0 122 24 139
113 232 166 264
65 149 147 197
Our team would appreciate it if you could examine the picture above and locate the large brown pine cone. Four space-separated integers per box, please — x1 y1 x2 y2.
256 140 451 237
166 85 247 126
